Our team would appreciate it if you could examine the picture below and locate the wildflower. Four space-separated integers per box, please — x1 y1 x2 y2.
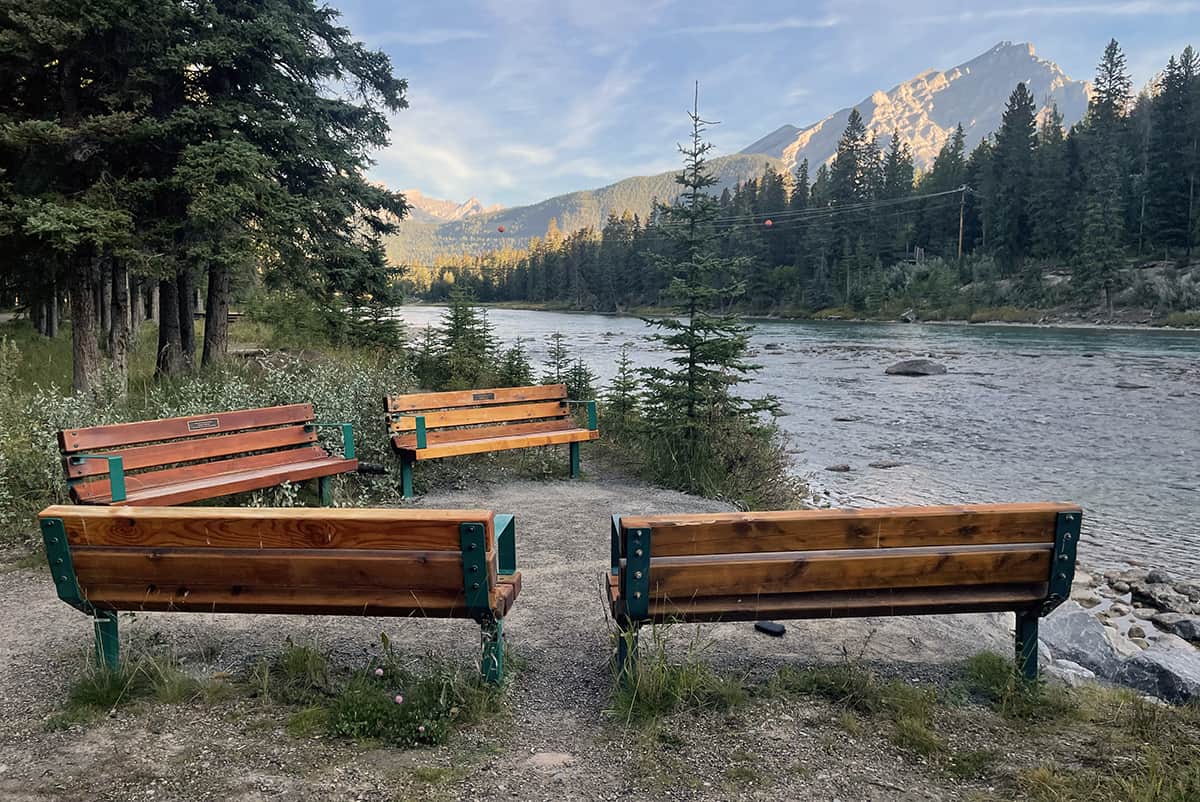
418 725 425 733
374 667 384 677
394 694 404 704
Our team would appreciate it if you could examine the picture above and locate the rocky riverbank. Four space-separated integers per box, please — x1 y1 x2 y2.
1041 565 1200 702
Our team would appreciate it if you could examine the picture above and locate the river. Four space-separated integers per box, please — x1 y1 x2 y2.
392 305 1200 579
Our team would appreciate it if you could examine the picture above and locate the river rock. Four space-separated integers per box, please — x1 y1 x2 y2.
1133 607 1159 620
1131 581 1197 614
1115 381 1151 389
1041 601 1128 677
885 358 947 376
868 460 904 469
1044 659 1097 688
832 415 861 422
1112 581 1131 593
1115 634 1200 703
825 464 852 473
1175 581 1200 603
1152 612 1200 643
1128 624 1147 640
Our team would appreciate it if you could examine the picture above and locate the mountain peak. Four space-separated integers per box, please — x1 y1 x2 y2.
741 41 1089 172
403 189 503 223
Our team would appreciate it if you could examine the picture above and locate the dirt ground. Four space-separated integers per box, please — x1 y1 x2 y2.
0 470 1027 802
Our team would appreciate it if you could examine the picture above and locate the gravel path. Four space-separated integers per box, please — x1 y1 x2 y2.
0 472 1019 801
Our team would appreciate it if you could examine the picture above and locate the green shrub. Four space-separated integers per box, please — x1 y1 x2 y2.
1165 311 1200 328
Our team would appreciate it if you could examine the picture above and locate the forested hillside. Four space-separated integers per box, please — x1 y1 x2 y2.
407 41 1199 322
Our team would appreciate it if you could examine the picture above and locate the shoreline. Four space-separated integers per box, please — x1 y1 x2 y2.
403 301 1200 334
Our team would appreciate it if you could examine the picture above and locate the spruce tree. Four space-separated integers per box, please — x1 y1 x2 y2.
437 288 497 390
990 83 1038 274
604 344 640 432
639 88 774 462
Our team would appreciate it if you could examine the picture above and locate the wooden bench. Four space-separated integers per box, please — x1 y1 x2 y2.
58 404 357 506
607 503 1081 680
38 505 521 682
384 384 599 498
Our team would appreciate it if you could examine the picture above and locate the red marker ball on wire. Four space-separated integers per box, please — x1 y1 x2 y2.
764 219 773 227
497 225 506 233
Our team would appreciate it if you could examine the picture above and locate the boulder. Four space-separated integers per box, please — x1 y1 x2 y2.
1175 581 1200 603
1040 601 1128 677
1115 634 1200 704
868 460 904 469
832 415 861 422
885 358 947 376
1152 612 1200 643
824 464 852 473
1131 581 1197 614
1045 659 1097 688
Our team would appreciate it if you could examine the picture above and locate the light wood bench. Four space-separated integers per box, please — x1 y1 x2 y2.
607 503 1081 680
38 505 521 682
384 384 599 498
58 404 357 506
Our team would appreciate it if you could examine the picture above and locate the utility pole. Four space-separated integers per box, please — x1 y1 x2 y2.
957 184 967 263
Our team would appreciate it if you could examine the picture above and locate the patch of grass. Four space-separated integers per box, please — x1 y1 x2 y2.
252 641 332 705
837 710 864 735
1165 311 1200 328
610 626 748 726
892 715 943 755
944 749 1001 780
409 765 466 785
286 706 331 737
968 306 1043 323
963 652 1076 720
47 651 204 729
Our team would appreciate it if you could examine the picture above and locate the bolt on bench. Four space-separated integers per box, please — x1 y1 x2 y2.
607 503 1081 681
384 384 599 498
58 403 357 506
39 505 521 682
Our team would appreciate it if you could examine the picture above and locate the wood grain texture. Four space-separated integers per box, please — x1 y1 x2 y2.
41 505 495 550
640 584 1049 623
72 547 479 592
398 428 599 460
621 503 1078 556
389 401 568 432
642 544 1053 598
80 572 522 618
58 404 315 452
70 454 356 505
385 384 566 413
64 425 319 478
389 419 574 449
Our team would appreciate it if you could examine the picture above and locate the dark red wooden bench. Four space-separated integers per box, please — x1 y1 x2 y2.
58 403 356 506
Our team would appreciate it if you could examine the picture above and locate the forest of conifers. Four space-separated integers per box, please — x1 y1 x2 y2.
408 41 1199 320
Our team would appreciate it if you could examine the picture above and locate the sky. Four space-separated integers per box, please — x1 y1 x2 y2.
334 0 1200 209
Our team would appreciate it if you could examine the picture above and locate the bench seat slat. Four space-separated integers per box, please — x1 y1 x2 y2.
390 418 574 450
390 401 568 432
65 425 320 478
607 575 1050 623
45 504 495 550
78 573 523 618
386 384 566 413
59 403 316 452
72 547 489 593
71 453 357 506
400 428 599 460
641 543 1053 598
622 503 1076 554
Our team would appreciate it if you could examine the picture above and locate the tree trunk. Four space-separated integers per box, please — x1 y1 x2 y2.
32 296 45 336
70 255 103 393
130 276 144 332
109 259 129 386
149 280 159 321
201 264 231 366
47 279 59 338
99 260 112 350
177 269 196 372
156 277 183 378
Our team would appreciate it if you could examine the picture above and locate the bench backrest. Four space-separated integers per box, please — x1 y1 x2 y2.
612 503 1081 621
38 505 515 619
58 404 325 501
385 384 574 449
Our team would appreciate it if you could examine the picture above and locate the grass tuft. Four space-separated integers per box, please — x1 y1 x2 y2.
610 626 748 726
963 652 1075 720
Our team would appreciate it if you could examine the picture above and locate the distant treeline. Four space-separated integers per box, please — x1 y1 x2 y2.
405 41 1198 318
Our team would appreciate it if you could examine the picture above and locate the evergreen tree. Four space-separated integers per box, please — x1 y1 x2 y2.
541 331 571 385
1146 48 1199 255
604 344 640 432
1030 107 1070 260
990 83 1038 274
639 88 774 461
436 288 497 390
496 338 534 387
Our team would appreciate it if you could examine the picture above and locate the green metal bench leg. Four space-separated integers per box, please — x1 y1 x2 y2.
569 441 580 479
1015 610 1039 681
318 475 333 507
616 624 639 686
94 611 119 671
481 618 504 684
401 457 414 499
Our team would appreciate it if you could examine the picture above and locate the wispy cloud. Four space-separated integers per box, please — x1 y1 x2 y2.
371 28 488 46
914 1 1200 23
672 15 841 35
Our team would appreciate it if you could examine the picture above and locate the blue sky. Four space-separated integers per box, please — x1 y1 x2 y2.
334 0 1200 208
